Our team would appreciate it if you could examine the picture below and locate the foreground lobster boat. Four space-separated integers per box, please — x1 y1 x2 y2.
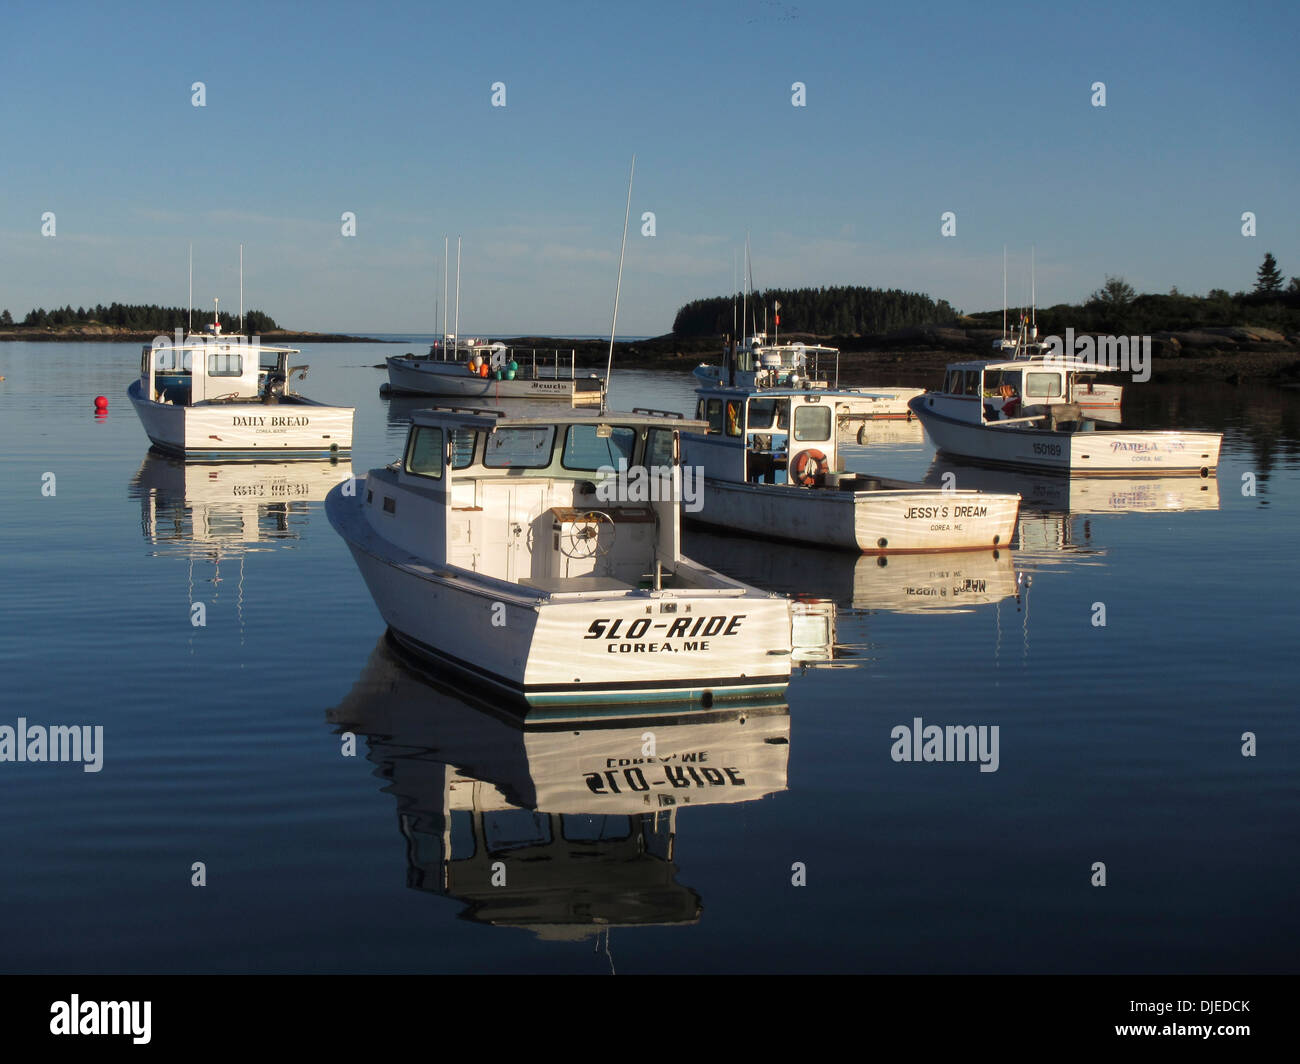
681 386 1021 553
127 322 353 459
327 406 794 707
911 357 1222 475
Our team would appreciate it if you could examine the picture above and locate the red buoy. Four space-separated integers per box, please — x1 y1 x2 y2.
94 395 108 410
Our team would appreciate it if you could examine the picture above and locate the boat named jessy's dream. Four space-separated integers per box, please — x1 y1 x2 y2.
910 357 1222 475
326 406 794 708
682 386 1021 553
127 323 354 459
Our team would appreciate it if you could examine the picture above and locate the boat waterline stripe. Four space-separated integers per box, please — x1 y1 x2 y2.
390 629 783 700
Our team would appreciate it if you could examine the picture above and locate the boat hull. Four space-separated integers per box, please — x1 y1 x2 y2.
386 357 604 403
910 396 1221 475
128 380 353 459
327 480 792 707
689 478 1020 553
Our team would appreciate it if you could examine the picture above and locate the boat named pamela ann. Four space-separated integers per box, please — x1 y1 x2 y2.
326 405 794 707
128 318 353 459
682 385 1021 553
910 356 1221 475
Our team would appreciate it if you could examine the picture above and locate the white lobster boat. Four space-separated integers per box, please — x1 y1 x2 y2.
128 323 353 459
326 406 794 707
993 322 1123 414
911 357 1222 475
385 341 605 405
693 334 923 425
682 386 1021 553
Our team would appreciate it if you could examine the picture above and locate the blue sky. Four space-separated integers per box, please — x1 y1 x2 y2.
2 0 1296 334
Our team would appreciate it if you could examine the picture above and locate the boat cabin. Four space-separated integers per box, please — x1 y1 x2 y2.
367 407 706 591
709 335 841 390
926 358 1114 428
687 387 867 487
140 326 306 406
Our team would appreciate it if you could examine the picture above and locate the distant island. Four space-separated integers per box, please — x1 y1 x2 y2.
0 302 386 343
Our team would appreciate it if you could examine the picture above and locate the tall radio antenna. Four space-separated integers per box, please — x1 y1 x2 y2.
603 155 636 412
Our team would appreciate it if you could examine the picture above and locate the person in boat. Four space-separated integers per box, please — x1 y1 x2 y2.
726 400 742 437
998 382 1020 418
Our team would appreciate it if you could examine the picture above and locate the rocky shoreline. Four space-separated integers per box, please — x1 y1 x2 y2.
509 325 1300 386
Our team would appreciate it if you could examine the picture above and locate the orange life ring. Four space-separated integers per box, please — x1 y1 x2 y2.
791 448 828 486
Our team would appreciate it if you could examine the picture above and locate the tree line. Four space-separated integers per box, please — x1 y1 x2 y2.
970 254 1300 336
672 285 958 338
0 303 280 332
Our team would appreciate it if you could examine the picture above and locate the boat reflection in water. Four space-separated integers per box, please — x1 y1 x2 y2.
684 530 1019 615
923 456 1220 553
130 451 352 554
327 636 790 938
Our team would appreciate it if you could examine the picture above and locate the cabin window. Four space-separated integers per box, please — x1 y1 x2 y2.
154 349 178 371
695 399 705 420
484 426 556 468
562 424 637 471
405 426 444 479
793 405 832 442
1026 371 1063 397
706 399 724 435
450 428 477 469
725 400 743 437
943 369 960 394
747 398 778 430
208 351 243 377
645 428 675 470
963 370 981 396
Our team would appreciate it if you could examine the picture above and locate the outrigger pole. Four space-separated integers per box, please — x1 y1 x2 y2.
188 244 193 334
603 154 635 413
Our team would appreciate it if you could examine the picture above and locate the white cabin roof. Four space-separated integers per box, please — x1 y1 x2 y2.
407 406 706 433
947 358 1119 374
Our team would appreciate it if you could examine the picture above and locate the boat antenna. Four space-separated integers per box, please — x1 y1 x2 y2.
453 235 462 354
741 233 748 347
188 244 193 335
239 243 244 334
1030 244 1037 337
732 250 737 342
1001 245 1007 342
603 154 635 412
745 234 756 337
442 235 449 355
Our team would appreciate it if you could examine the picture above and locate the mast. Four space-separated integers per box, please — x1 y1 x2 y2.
188 244 193 334
239 243 244 334
442 235 449 356
603 154 636 412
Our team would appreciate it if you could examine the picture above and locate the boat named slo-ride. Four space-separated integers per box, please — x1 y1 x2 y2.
327 405 794 708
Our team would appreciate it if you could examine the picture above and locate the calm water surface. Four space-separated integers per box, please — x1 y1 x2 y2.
0 342 1296 973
